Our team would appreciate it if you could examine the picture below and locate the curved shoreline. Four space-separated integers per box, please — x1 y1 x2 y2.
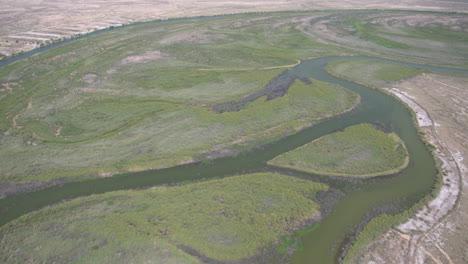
0 79 360 198
0 12 466 264
387 87 461 233
324 63 462 236
0 55 449 264
324 66 464 263
267 127 410 178
269 156 410 179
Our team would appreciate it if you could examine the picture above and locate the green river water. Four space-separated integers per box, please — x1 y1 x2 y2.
1 17 467 264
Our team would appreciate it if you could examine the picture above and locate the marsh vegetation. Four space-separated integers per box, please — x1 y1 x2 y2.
0 9 467 264
0 173 327 263
269 123 409 177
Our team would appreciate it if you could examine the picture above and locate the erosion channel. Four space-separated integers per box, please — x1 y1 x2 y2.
1 17 467 263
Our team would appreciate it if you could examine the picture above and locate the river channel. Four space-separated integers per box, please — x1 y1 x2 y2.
1 15 467 264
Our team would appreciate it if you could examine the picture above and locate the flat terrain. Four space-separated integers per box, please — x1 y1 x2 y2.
1 12 364 184
326 61 468 263
1 0 468 57
269 123 409 177
0 173 327 263
326 60 427 88
2 10 466 185
1 6 467 264
299 11 468 67
355 73 468 264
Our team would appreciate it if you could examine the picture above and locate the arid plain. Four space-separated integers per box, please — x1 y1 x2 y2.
1 0 468 57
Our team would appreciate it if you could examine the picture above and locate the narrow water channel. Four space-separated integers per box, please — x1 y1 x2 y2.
0 16 467 264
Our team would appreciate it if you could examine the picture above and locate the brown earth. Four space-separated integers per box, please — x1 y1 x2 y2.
1 0 468 57
353 73 468 264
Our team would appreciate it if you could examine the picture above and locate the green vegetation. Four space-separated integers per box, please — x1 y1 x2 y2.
268 124 409 177
277 223 320 255
326 59 427 88
0 13 362 184
402 24 468 43
343 213 401 264
0 173 328 262
1 10 464 264
343 150 446 264
352 19 412 49
298 11 468 67
0 73 358 183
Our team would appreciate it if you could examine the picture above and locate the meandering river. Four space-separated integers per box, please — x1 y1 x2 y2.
1 15 467 264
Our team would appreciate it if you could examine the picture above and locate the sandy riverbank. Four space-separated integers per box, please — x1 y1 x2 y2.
354 73 467 263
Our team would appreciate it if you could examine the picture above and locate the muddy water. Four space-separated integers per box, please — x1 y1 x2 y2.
1 16 467 264
289 57 436 264
288 57 466 264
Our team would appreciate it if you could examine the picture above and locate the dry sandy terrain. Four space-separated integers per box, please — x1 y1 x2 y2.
1 0 468 57
355 73 468 264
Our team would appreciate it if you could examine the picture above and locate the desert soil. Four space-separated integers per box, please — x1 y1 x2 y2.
1 0 468 57
355 73 468 264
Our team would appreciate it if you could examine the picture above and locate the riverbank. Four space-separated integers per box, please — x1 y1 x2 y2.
0 54 452 264
387 88 460 233
0 173 328 263
323 58 467 263
1 10 466 263
0 12 362 186
349 73 466 263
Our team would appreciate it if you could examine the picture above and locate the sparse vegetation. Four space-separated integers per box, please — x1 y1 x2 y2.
326 59 428 88
352 19 412 49
300 11 468 67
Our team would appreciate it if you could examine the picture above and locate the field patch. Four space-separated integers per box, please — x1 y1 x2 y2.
0 173 327 262
268 123 409 177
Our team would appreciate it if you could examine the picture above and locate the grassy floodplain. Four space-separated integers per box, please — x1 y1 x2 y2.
298 11 468 67
0 9 467 264
268 124 409 177
326 59 428 88
0 12 360 184
1 10 466 185
0 173 327 263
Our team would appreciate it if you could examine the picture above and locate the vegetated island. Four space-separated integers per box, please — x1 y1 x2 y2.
0 173 328 263
268 123 409 177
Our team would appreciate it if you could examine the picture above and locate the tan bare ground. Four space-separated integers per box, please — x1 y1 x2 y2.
197 59 301 71
101 50 167 76
119 50 165 65
352 73 468 264
159 31 226 45
82 73 98 84
1 0 468 57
